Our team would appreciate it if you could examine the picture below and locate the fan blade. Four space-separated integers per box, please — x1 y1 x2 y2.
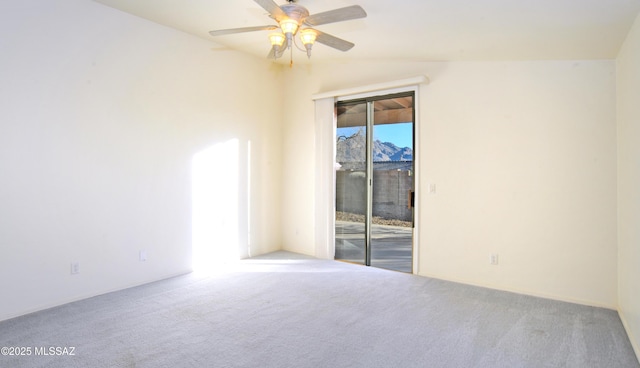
210 25 277 36
304 5 367 26
266 46 282 59
254 0 287 20
314 30 355 52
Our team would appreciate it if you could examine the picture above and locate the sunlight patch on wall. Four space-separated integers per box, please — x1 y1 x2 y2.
192 139 239 272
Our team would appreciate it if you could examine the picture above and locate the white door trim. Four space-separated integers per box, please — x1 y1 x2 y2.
313 78 426 274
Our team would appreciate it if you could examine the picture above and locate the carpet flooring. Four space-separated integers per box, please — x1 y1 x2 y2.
1 251 638 368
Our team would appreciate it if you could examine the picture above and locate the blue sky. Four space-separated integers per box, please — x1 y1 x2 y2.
375 123 413 148
337 122 413 148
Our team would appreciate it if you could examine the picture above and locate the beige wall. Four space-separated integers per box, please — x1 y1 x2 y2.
282 60 618 308
0 0 283 321
617 12 640 359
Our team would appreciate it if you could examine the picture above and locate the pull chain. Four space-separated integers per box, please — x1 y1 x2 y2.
289 46 293 68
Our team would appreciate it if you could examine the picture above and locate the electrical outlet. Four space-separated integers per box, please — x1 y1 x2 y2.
139 250 147 262
490 253 499 265
70 262 80 275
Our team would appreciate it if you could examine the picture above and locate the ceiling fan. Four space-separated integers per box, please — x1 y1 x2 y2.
209 0 366 64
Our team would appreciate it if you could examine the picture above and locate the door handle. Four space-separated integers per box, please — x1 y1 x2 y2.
408 190 414 209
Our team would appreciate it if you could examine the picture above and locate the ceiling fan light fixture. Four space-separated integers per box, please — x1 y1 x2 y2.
279 19 299 36
269 32 286 47
300 28 317 58
300 28 317 45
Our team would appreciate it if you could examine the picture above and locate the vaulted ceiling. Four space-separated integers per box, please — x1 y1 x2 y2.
93 0 640 64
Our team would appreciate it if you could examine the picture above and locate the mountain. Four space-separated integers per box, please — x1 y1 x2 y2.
336 132 412 163
373 141 413 161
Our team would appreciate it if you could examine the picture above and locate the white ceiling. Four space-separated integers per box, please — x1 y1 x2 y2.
93 0 640 64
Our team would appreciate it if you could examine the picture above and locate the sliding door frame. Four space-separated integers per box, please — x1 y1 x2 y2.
312 76 426 274
334 86 421 273
335 91 416 269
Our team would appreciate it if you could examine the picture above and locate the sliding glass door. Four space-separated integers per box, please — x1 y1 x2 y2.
335 92 415 273
334 100 367 265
